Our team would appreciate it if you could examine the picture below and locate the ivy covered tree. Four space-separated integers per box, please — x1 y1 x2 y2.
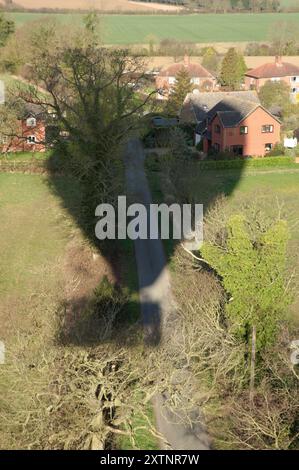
201 214 291 398
220 48 247 90
166 68 193 116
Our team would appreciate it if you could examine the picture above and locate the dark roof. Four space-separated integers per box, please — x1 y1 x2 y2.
182 90 260 123
208 96 259 127
209 97 281 128
245 60 299 79
23 103 45 119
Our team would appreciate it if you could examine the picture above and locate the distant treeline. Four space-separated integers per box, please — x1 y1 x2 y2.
2 1 298 16
132 0 293 13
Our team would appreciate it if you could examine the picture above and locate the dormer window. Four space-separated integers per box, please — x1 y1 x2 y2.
26 117 37 128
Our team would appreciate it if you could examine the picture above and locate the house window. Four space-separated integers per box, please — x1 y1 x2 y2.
215 124 221 134
27 135 36 144
240 126 248 135
191 77 200 85
26 117 37 128
214 143 220 152
265 143 273 152
262 124 274 133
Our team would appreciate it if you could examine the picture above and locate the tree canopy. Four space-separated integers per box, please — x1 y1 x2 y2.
166 68 193 116
201 214 290 352
259 80 291 110
220 48 247 90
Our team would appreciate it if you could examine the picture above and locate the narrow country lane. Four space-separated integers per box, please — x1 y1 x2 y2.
124 138 210 450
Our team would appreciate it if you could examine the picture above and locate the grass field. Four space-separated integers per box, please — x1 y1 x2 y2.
0 172 158 449
4 12 299 44
280 0 298 6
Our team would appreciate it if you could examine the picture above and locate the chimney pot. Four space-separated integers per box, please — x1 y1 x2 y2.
184 54 190 68
275 55 282 66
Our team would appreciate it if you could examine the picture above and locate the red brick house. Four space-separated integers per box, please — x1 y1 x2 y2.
156 55 216 97
203 97 281 157
1 104 46 153
245 56 299 102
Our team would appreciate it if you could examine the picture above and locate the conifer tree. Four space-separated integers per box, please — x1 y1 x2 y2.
167 68 193 116
220 48 247 90
202 47 220 73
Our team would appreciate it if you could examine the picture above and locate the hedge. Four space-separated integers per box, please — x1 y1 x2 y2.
0 159 47 173
198 156 298 170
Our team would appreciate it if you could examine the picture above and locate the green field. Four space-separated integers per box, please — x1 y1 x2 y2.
281 0 298 6
5 11 299 44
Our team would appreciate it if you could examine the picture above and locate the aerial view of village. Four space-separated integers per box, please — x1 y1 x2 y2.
1 0 299 458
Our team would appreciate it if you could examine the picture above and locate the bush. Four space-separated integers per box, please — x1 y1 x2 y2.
267 143 285 157
196 140 203 152
145 152 160 172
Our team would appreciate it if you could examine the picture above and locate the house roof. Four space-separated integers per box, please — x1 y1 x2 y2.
182 90 260 123
22 103 46 119
245 60 299 79
160 58 214 79
209 97 281 128
208 96 259 127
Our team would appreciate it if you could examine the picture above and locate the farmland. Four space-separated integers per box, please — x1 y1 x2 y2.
3 11 299 44
0 0 183 11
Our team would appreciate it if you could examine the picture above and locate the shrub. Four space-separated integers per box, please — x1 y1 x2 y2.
145 152 160 172
196 140 203 152
267 143 285 157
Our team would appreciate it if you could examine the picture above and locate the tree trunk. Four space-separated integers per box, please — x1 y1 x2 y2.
249 325 256 403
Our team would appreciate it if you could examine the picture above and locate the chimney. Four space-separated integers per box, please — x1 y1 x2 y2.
184 54 190 68
275 55 282 67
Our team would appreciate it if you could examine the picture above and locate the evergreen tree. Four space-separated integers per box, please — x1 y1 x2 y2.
220 48 247 90
202 46 220 73
167 68 193 116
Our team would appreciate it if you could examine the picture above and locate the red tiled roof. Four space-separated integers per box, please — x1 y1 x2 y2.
160 62 214 79
246 61 299 79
